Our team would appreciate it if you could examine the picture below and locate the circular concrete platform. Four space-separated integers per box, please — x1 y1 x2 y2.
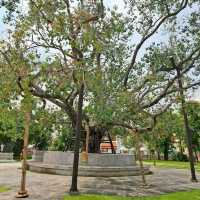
28 151 151 177
28 162 151 177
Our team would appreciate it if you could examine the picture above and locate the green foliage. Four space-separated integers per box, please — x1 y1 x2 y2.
0 105 23 149
0 0 200 157
171 152 188 162
29 104 54 150
186 101 200 151
51 127 74 151
122 135 135 149
145 110 185 159
0 102 24 157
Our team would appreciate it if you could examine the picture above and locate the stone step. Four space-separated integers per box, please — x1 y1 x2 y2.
0 160 15 163
28 162 152 177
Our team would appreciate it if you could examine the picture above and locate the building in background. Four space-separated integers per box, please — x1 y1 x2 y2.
100 136 135 154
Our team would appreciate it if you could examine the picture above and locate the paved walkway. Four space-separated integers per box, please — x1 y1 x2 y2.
1 163 200 199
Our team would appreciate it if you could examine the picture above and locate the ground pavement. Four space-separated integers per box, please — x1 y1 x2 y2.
1 162 200 200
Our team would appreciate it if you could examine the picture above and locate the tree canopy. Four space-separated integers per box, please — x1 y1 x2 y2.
1 0 200 192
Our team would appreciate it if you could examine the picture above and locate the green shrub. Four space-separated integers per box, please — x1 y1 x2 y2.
172 152 188 162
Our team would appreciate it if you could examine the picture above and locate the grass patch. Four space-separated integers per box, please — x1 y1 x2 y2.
64 190 200 200
144 160 200 171
0 186 10 193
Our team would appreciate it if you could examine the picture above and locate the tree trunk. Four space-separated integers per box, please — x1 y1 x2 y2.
153 150 156 166
194 148 198 163
80 124 90 164
163 140 169 161
88 126 105 153
107 132 116 154
157 149 161 160
16 111 30 198
176 65 197 182
135 132 147 186
179 139 184 155
70 83 84 193
85 125 90 155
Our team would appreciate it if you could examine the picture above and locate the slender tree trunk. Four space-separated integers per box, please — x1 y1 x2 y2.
157 149 161 160
85 125 90 155
153 150 156 167
176 65 197 182
152 134 157 166
163 140 169 161
16 111 30 198
107 132 116 154
70 83 84 193
81 124 90 164
194 148 198 163
85 124 90 158
179 139 184 155
135 132 147 186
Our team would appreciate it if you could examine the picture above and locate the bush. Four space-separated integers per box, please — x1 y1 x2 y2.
171 152 188 162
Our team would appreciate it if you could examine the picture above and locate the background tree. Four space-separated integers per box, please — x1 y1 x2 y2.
29 105 54 150
150 111 185 161
0 105 23 156
187 101 200 162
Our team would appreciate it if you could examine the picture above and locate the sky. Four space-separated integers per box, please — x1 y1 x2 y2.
0 8 7 39
0 0 199 100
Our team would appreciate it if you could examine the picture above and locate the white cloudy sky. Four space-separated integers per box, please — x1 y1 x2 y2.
0 0 199 100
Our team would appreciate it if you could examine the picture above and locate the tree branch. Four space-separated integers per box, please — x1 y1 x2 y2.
124 0 188 87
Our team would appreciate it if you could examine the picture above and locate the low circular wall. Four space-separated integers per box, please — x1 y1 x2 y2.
29 151 151 177
28 163 151 177
32 151 136 167
0 152 13 160
32 150 44 162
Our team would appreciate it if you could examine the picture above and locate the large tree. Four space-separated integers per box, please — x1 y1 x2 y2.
1 0 200 191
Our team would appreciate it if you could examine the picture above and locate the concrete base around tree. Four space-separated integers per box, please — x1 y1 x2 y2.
0 153 14 163
27 162 151 177
29 150 151 177
32 150 137 166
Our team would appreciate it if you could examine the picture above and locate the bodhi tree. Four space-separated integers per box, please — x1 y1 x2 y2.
0 0 129 192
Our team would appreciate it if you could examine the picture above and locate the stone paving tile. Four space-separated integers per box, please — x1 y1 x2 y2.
1 163 200 199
